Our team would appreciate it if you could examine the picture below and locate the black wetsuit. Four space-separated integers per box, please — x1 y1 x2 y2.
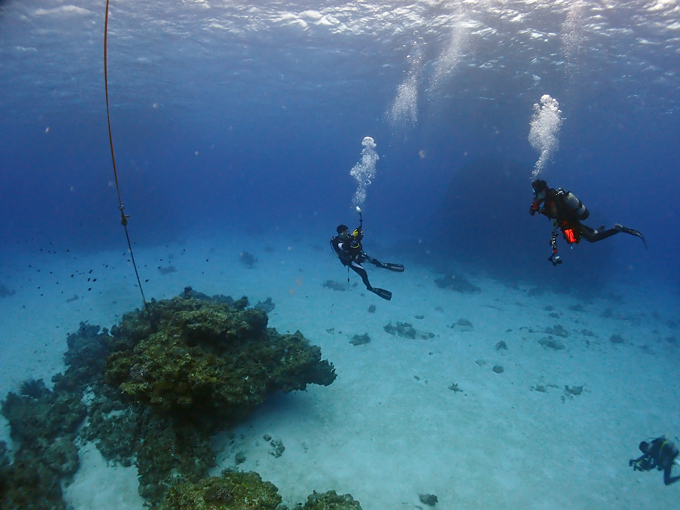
330 232 383 291
630 437 680 486
535 188 619 244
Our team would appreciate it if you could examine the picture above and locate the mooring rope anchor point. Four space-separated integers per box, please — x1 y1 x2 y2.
119 205 130 226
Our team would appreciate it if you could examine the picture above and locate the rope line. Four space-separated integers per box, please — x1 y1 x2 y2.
104 0 148 309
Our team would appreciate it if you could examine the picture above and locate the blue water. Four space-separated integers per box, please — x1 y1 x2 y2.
2 0 678 295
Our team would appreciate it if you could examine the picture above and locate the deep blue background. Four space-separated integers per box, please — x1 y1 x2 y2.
1 0 679 294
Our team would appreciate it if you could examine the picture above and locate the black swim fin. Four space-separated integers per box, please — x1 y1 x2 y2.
370 288 392 301
617 224 648 249
382 263 405 272
634 231 648 250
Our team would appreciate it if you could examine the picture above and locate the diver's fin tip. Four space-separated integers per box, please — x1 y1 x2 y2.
384 263 405 272
371 288 392 301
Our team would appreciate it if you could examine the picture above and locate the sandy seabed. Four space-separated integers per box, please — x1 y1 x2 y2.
1 232 678 510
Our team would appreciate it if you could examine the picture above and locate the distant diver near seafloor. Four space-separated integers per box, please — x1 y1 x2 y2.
331 206 404 301
629 436 680 486
530 179 647 266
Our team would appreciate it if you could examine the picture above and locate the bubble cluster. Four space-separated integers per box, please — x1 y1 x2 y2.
387 39 423 128
388 75 419 127
529 94 563 179
429 16 469 94
350 137 379 205
561 0 585 78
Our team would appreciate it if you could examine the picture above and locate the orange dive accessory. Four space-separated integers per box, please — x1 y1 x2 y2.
562 227 579 244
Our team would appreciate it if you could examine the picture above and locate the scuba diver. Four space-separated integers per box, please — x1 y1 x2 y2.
330 207 404 301
530 179 647 266
629 436 680 486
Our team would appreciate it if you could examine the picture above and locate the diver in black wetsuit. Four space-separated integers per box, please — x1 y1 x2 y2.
330 207 404 301
629 436 680 486
530 179 647 265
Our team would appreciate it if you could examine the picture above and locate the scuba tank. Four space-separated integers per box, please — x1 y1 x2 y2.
558 189 589 220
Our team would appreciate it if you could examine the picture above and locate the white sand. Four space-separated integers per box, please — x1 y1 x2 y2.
1 232 679 509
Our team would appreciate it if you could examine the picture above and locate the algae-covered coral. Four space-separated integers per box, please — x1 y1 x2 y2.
96 289 336 502
301 490 364 510
159 471 282 510
1 288 340 508
104 288 336 424
0 379 85 510
158 476 365 510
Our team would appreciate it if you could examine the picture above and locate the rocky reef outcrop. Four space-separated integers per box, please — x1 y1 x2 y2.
104 288 336 426
0 379 84 510
159 471 281 510
1 288 339 508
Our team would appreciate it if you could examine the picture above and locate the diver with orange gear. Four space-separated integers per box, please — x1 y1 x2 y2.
530 179 646 265
330 207 403 300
